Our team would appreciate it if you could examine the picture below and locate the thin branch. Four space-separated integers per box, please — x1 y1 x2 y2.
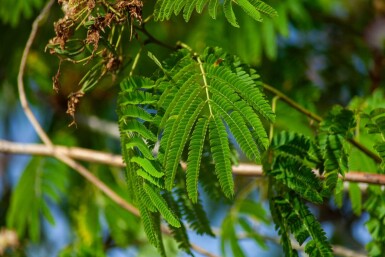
135 25 177 51
263 83 322 122
77 115 120 139
17 0 56 147
2 140 385 186
191 244 220 257
0 139 124 166
160 225 221 257
55 153 140 216
15 0 142 228
263 83 382 163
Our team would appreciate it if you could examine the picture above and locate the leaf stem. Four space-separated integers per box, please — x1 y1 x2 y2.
130 46 142 76
197 56 214 117
269 96 280 142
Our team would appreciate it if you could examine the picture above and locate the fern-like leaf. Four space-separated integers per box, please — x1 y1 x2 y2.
248 0 278 17
209 115 234 198
212 100 261 161
164 96 205 190
319 134 348 195
137 169 164 188
125 137 155 160
186 118 210 202
208 0 218 18
205 64 275 122
7 157 68 242
270 156 323 204
131 157 164 178
120 120 157 142
143 183 181 227
272 193 333 256
196 0 208 13
153 0 276 27
270 195 299 257
139 203 166 256
210 85 269 151
237 0 262 22
177 188 214 236
223 0 239 27
163 191 193 255
363 108 385 169
118 47 274 255
364 188 385 257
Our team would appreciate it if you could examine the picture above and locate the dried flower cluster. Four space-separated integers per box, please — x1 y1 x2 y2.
46 0 143 126
66 91 84 127
0 229 19 255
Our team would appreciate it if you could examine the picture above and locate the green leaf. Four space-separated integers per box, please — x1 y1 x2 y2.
236 0 262 22
208 0 218 18
143 183 181 228
164 96 205 190
139 203 165 256
209 115 234 198
186 118 210 202
163 191 193 255
248 0 278 17
178 188 214 236
221 215 246 257
7 157 68 242
348 183 362 216
237 217 268 249
153 0 276 26
125 137 155 160
223 0 239 27
131 157 164 178
270 156 323 204
238 200 269 224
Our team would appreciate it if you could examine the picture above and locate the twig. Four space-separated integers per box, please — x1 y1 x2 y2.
0 140 124 166
160 225 221 257
263 83 322 122
263 83 382 163
135 25 177 50
77 115 120 139
2 140 385 186
15 0 141 227
55 153 140 216
17 0 56 147
191 244 220 257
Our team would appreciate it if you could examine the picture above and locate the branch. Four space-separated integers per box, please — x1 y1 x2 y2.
191 244 220 257
17 0 56 147
15 0 140 215
263 83 382 163
2 139 385 186
135 25 177 50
